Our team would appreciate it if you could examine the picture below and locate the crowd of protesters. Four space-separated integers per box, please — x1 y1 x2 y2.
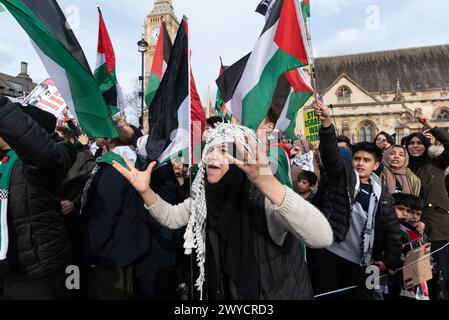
1 92 449 301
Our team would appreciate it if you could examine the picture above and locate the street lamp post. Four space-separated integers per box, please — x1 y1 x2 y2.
137 38 149 130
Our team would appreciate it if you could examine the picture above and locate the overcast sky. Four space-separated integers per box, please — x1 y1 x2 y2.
2 0 449 105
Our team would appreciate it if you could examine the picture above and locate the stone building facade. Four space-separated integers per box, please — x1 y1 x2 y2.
297 44 449 143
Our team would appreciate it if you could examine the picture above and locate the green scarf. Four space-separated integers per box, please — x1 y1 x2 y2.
96 151 129 169
0 150 19 260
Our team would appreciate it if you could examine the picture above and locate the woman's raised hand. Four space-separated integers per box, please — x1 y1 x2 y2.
226 130 272 184
112 158 157 195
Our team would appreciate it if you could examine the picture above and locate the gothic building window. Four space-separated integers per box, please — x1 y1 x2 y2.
359 121 376 142
337 86 352 103
434 108 449 120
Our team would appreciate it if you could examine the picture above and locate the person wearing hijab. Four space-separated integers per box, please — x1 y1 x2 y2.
405 108 449 300
381 145 421 196
112 124 333 300
374 132 395 153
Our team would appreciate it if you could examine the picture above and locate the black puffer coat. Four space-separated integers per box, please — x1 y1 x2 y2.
314 124 402 270
0 95 75 279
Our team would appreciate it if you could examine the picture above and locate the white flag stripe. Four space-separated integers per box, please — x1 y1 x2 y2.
95 53 106 69
32 41 78 123
229 22 279 121
276 88 294 132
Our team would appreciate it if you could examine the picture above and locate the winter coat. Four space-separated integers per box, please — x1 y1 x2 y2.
314 124 402 270
0 95 75 279
412 128 449 241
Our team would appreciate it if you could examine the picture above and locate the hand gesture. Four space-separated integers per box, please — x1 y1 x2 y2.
415 108 434 129
314 101 330 119
112 157 156 195
313 101 332 128
78 133 89 146
226 131 272 184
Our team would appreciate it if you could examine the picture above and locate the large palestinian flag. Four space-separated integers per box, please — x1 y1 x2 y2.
0 0 117 138
145 17 205 167
217 0 309 130
94 7 123 116
145 17 172 108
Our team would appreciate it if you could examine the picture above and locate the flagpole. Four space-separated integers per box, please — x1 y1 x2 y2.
186 15 195 301
304 16 318 104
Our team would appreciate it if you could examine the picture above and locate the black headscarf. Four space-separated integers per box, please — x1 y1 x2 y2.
205 165 260 299
405 133 431 173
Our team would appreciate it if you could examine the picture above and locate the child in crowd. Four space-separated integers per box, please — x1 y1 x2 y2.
296 171 318 202
392 193 429 300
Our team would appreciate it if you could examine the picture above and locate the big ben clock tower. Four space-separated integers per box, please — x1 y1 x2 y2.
143 0 179 78
142 0 179 133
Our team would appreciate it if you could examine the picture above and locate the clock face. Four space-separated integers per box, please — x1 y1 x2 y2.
150 27 160 42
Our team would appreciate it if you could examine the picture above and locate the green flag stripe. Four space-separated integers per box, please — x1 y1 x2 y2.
242 49 304 129
302 0 310 18
269 145 292 188
94 64 117 94
2 0 117 138
145 73 161 108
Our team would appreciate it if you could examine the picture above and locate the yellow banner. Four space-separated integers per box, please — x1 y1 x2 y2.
304 109 321 144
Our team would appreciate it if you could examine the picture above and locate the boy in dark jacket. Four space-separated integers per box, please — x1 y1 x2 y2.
312 101 402 300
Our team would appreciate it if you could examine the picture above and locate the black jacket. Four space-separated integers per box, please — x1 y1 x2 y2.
314 124 402 270
0 95 76 279
80 162 151 269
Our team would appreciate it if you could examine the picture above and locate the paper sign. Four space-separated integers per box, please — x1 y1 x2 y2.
403 243 433 289
24 78 67 118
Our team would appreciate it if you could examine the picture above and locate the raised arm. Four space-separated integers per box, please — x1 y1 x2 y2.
0 95 75 179
415 107 449 169
112 159 190 229
314 102 346 177
265 186 334 248
225 130 333 248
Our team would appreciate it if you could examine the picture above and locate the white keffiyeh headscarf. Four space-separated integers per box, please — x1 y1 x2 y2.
184 123 260 299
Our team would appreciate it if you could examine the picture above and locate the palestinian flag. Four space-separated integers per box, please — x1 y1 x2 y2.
0 0 117 138
145 17 172 108
214 58 231 122
302 0 311 19
217 0 309 130
276 68 314 140
146 17 201 166
94 7 122 116
400 222 422 243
